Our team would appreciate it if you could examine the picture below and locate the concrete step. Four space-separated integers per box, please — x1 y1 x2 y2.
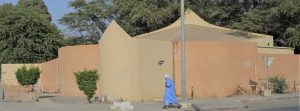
38 93 58 98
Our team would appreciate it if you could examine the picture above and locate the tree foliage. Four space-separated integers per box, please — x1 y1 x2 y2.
61 0 300 53
74 69 100 103
17 0 52 21
60 0 109 44
15 65 41 86
110 0 179 36
230 0 300 52
0 3 65 64
60 0 179 43
285 25 300 49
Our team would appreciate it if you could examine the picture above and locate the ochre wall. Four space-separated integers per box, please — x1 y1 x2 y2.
99 21 142 101
255 54 300 90
58 45 100 96
41 59 58 93
1 64 41 86
174 41 258 98
1 64 41 100
139 39 173 100
99 21 173 101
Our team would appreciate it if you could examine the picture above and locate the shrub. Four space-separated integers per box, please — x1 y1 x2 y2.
15 65 41 87
268 75 288 94
74 69 100 103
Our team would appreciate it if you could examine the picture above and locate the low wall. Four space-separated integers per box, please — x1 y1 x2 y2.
174 41 300 98
58 45 100 96
1 64 41 86
41 59 59 93
174 41 258 98
1 64 41 100
255 54 300 91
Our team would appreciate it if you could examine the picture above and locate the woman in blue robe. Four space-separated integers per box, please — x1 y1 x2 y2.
163 74 181 109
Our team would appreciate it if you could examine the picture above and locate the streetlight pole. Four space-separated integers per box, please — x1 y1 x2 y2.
180 0 187 101
262 56 273 96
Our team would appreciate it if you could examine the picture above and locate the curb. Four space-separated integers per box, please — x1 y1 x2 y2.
191 103 247 111
232 94 300 102
192 94 299 110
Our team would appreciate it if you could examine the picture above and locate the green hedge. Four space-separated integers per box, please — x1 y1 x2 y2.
269 75 288 94
74 69 100 103
15 65 41 86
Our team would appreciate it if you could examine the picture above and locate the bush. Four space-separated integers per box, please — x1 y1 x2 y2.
15 65 41 86
268 75 288 94
74 69 100 103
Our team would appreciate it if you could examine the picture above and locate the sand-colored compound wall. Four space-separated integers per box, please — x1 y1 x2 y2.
139 39 173 100
174 41 300 98
41 59 59 93
99 24 142 101
99 21 173 101
1 64 41 86
1 64 41 100
255 54 300 89
174 41 258 98
58 45 100 96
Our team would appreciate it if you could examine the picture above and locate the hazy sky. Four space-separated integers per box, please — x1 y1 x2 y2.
0 0 73 30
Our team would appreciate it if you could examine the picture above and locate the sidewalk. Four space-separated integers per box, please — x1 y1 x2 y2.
0 93 298 111
189 92 299 111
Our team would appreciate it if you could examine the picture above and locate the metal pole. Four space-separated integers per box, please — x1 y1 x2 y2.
254 62 257 81
180 0 187 101
266 58 269 90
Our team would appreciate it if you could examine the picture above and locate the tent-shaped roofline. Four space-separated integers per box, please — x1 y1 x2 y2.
134 9 273 40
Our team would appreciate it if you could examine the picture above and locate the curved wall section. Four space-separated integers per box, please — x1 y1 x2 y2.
138 39 173 100
41 59 58 93
58 45 100 96
99 21 142 101
99 21 173 101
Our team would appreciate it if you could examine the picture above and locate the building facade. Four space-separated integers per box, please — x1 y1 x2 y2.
1 9 299 101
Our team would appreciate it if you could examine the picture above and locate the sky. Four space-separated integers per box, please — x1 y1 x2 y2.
0 0 72 30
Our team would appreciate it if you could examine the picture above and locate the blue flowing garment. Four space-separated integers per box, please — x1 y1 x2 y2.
163 78 178 105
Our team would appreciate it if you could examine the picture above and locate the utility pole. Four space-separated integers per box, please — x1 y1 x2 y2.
262 56 274 96
180 0 187 101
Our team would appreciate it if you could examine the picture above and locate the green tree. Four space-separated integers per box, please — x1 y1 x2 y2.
192 0 259 26
17 0 52 21
74 69 100 103
187 0 220 24
284 25 300 53
231 0 300 53
60 0 179 42
60 0 300 53
60 0 109 44
15 65 41 87
231 9 267 33
110 0 179 36
0 4 65 64
65 37 91 46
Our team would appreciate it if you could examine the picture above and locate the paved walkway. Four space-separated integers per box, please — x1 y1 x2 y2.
190 93 299 110
0 93 298 111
